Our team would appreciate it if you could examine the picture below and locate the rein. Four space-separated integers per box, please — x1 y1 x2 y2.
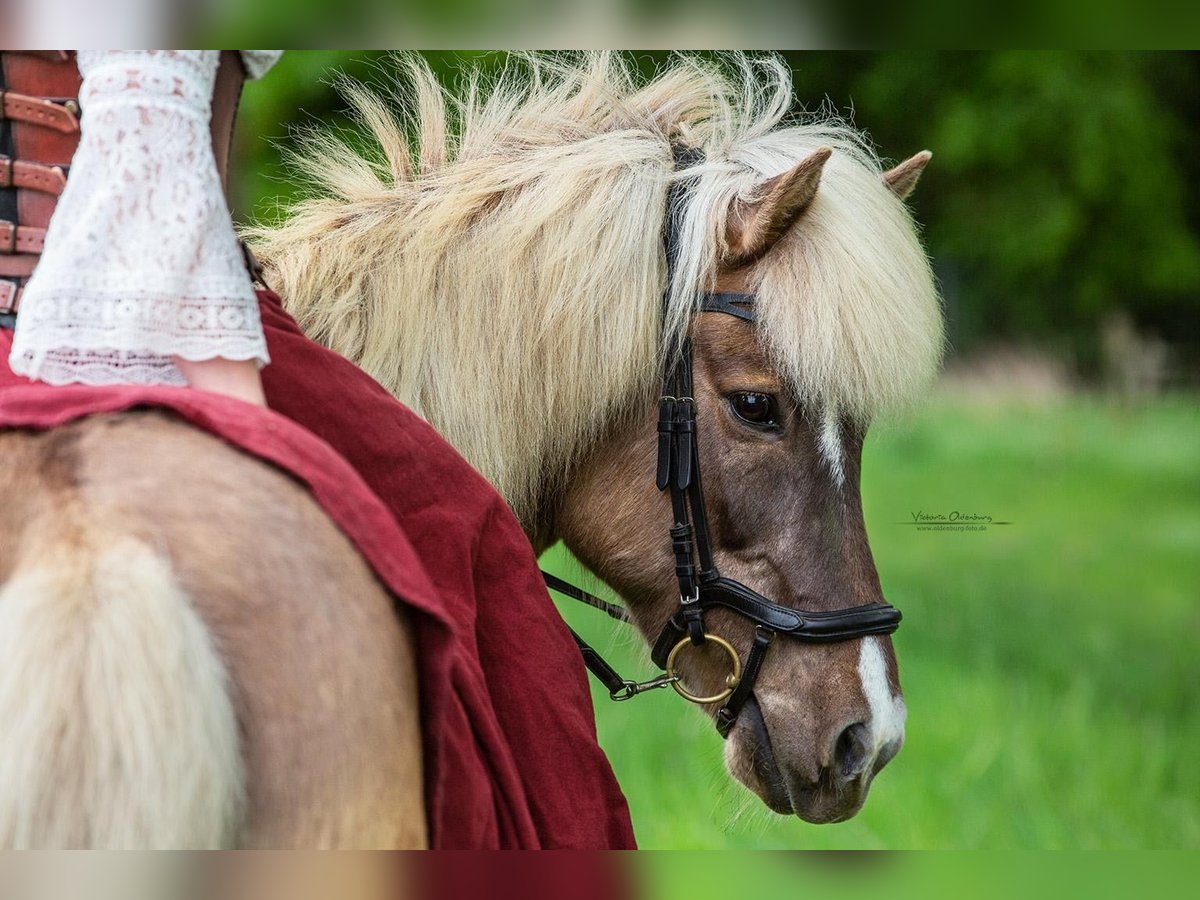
544 145 902 738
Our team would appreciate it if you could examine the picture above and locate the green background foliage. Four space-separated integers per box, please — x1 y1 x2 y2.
229 53 1200 848
547 395 1200 849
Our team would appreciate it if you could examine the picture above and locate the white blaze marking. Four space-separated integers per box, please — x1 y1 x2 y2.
858 636 907 754
818 406 845 488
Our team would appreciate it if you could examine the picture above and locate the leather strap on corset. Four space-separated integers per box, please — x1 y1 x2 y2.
0 50 245 316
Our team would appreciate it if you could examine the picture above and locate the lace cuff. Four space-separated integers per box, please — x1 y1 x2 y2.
9 50 270 386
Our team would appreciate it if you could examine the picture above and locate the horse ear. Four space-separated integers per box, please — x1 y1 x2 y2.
883 150 932 200
723 146 832 267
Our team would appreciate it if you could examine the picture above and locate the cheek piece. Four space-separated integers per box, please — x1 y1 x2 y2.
543 145 900 738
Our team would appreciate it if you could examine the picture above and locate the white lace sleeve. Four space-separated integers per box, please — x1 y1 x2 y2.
8 50 270 386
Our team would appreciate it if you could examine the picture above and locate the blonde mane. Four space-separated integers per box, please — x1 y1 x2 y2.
246 52 942 526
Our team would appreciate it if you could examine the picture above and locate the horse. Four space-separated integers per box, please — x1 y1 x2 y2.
0 50 939 847
248 51 942 824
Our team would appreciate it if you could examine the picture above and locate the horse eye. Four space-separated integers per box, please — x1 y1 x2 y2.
729 392 779 428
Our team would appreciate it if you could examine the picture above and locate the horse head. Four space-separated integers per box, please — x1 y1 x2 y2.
252 52 943 826
557 145 936 822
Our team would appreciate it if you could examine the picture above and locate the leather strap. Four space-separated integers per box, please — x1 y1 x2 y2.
716 626 772 737
569 630 629 697
0 157 67 194
0 278 22 313
0 50 81 311
698 291 755 322
651 581 901 668
0 90 80 134
0 220 45 254
695 577 902 640
0 255 38 278
542 571 630 623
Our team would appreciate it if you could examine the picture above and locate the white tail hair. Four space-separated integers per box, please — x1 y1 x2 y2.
0 537 243 847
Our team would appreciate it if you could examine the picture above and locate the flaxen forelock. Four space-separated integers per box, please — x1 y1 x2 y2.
246 52 942 523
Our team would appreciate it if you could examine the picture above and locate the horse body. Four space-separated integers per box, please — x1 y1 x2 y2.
0 414 425 847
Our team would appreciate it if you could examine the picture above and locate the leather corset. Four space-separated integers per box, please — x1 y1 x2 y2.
0 50 245 316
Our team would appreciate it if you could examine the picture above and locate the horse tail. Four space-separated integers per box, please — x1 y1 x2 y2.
0 534 244 847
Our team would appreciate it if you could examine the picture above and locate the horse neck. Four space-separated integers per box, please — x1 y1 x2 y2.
321 219 664 535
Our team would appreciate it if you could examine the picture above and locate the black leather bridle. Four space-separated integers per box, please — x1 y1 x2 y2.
544 146 901 738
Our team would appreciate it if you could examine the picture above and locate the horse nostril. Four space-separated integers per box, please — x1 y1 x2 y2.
833 722 871 780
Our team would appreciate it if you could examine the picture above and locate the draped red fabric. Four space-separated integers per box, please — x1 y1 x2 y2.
0 290 635 849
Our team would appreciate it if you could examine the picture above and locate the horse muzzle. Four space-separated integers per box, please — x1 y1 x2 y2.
727 695 893 824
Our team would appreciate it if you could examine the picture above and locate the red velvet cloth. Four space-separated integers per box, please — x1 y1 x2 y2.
0 290 635 849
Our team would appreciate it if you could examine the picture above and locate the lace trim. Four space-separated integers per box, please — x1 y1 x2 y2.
13 289 268 339
9 290 270 384
10 351 271 387
81 53 215 109
11 339 268 387
22 358 190 387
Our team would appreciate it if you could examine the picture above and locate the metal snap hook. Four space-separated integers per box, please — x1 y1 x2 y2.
665 633 741 704
609 672 679 701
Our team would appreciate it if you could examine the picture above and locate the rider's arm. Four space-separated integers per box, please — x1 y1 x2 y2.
8 50 277 404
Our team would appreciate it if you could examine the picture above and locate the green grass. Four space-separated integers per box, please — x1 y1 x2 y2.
541 394 1200 849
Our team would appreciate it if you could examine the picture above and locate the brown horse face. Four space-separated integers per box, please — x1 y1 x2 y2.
556 312 904 823
556 149 931 823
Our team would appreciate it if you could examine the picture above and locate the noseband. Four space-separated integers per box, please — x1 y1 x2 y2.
544 146 901 738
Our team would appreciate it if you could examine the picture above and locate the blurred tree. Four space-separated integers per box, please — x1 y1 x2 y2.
823 51 1200 372
233 51 1200 375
